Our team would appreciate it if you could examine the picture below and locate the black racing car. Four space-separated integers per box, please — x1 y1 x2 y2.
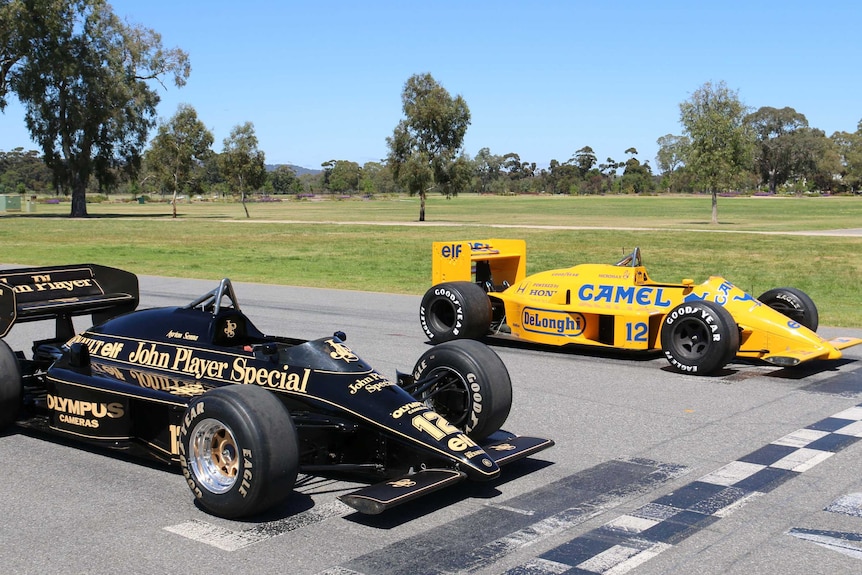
0 264 552 518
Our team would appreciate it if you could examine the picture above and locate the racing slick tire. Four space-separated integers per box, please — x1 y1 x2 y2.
411 339 512 440
758 287 819 332
420 281 492 343
0 339 22 430
179 385 299 519
661 300 740 375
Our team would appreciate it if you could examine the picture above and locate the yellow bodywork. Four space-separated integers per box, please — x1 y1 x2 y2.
430 239 862 366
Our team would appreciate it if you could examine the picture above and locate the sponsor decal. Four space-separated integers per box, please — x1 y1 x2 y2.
2 273 95 294
685 281 758 307
439 241 499 259
47 393 124 429
68 334 125 359
391 401 480 453
517 282 560 298
223 318 238 339
166 330 199 341
392 401 426 419
388 479 417 488
72 335 311 394
577 284 672 307
522 308 586 336
349 371 395 394
598 271 631 279
326 339 359 363
229 357 310 392
469 241 499 254
440 243 463 259
488 443 517 451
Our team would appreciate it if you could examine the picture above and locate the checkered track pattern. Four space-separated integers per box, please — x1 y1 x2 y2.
508 404 862 575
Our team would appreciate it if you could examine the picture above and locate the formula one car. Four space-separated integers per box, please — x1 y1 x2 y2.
420 239 862 375
0 264 552 518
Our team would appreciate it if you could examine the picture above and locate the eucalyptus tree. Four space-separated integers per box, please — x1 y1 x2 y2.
322 159 362 193
474 147 503 194
598 157 621 193
620 152 655 194
148 104 213 217
1 0 189 216
572 146 597 177
269 165 300 195
746 106 813 194
655 134 690 174
830 120 862 193
386 73 470 221
679 81 754 223
220 122 266 218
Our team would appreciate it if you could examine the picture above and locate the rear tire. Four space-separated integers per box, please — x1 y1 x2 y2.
411 340 512 440
179 385 298 518
758 287 819 331
420 281 492 342
661 300 739 375
0 339 22 430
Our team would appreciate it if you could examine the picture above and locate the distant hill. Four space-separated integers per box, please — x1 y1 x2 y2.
266 164 321 176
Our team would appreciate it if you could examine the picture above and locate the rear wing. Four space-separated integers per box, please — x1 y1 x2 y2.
431 239 527 288
0 264 139 339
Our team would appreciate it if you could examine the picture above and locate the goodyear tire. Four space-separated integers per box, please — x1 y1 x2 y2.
661 300 740 375
420 281 492 342
0 339 22 430
179 385 298 519
758 287 819 331
411 339 512 440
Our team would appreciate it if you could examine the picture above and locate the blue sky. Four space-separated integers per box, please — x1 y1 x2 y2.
1 0 859 170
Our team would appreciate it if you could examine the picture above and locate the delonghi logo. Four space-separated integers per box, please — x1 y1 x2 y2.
522 308 585 336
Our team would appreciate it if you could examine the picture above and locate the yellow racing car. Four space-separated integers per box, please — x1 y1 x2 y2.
420 239 862 375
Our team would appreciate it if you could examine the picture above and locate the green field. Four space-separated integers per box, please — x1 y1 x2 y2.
3 194 861 327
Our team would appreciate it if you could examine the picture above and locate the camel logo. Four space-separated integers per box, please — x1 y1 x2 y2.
223 319 237 339
388 479 417 488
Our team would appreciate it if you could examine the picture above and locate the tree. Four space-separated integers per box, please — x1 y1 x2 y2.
358 161 398 196
746 106 812 194
655 134 691 193
832 120 862 193
598 157 621 193
147 104 213 217
269 165 300 195
0 147 52 192
679 81 754 223
572 146 597 177
220 122 266 218
620 149 655 194
1 0 190 217
322 159 362 193
655 134 690 175
386 73 470 221
474 147 502 194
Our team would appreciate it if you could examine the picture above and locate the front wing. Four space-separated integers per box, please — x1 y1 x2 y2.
339 433 554 514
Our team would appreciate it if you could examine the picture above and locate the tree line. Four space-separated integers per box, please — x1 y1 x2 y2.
2 1 861 221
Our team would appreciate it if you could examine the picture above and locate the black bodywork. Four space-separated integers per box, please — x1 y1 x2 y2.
0 264 552 517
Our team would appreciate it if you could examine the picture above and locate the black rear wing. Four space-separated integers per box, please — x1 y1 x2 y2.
0 264 139 340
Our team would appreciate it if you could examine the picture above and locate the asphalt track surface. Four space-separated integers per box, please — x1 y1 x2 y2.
2 274 862 575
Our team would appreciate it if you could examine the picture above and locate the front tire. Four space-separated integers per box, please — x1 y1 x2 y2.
661 300 740 375
411 340 512 440
0 339 22 430
179 385 299 518
758 287 819 331
420 281 492 342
